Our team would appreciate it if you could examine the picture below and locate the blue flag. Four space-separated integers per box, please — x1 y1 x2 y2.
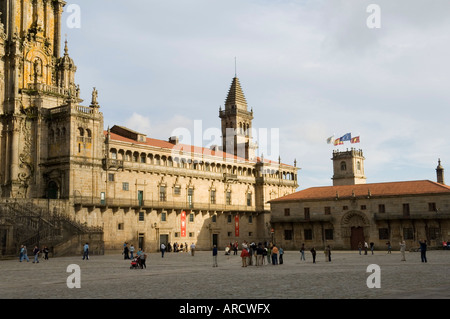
340 133 351 141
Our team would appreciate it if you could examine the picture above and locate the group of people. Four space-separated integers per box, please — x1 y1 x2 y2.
19 245 50 263
299 243 332 264
239 241 284 267
358 241 375 255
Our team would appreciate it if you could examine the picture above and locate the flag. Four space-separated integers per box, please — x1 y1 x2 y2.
351 136 360 144
334 138 343 146
340 133 351 141
326 135 335 144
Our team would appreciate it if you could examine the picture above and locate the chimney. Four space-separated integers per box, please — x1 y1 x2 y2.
436 159 445 185
168 136 179 145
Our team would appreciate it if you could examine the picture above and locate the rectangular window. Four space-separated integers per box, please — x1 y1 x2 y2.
403 228 414 240
247 193 252 206
360 205 367 210
284 208 290 216
189 213 194 223
343 205 348 210
140 155 146 163
403 203 410 217
122 182 129 191
210 190 216 204
212 215 217 223
284 230 293 240
174 232 180 238
226 191 231 205
188 188 193 209
159 186 166 202
189 232 195 238
118 223 124 230
304 229 313 240
227 215 232 223
138 212 144 221
174 186 181 195
324 207 331 215
428 227 440 240
379 228 389 240
428 202 436 211
161 212 167 222
378 204 385 213
108 173 115 182
248 215 253 224
325 229 334 240
304 207 310 220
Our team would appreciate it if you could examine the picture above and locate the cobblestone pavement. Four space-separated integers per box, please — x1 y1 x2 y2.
0 250 449 299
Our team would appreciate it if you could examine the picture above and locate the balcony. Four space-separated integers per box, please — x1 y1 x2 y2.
374 212 450 221
271 215 334 224
73 196 256 213
102 158 124 170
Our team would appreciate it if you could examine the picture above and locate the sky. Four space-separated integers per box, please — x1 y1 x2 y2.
61 0 450 191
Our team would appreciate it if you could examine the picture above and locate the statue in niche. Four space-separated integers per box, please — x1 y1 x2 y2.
33 58 42 83
91 87 99 107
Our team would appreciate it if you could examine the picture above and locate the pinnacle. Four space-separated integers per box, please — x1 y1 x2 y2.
225 77 248 111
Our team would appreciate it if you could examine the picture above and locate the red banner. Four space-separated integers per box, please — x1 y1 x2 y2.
235 215 239 237
181 211 186 237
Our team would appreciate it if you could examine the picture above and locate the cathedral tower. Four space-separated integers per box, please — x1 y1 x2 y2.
219 77 257 161
0 0 102 198
332 148 366 186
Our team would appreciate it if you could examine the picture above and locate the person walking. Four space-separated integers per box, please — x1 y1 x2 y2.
386 241 392 254
419 240 427 263
190 243 196 256
43 246 49 260
310 247 316 264
399 241 406 261
82 242 89 260
160 243 166 258
370 242 374 255
300 243 306 261
364 241 368 255
32 246 40 263
140 249 147 269
358 242 362 255
19 245 24 262
212 245 218 267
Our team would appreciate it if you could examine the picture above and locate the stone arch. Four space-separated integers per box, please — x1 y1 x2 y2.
341 210 371 250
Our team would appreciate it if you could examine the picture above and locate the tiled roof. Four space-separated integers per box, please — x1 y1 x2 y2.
105 130 292 167
269 180 450 202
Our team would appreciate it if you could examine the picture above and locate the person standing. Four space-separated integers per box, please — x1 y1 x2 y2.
240 248 249 267
358 242 362 255
82 242 89 260
160 243 166 258
419 240 427 263
43 246 49 260
300 243 306 261
370 242 374 255
256 243 264 266
123 244 129 260
310 247 316 264
271 245 279 265
279 246 284 265
130 244 135 259
386 241 392 254
19 245 24 262
364 241 368 255
212 245 218 267
190 243 196 256
399 241 406 261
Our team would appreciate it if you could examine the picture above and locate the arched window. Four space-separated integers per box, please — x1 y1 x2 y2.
340 161 347 171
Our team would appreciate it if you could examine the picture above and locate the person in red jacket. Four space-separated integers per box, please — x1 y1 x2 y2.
240 248 249 267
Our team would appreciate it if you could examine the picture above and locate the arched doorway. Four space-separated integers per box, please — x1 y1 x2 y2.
341 211 370 250
47 181 59 199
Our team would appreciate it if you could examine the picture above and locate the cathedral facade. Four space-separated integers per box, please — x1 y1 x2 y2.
0 1 298 254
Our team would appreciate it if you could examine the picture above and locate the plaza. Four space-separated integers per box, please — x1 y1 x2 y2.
0 249 449 300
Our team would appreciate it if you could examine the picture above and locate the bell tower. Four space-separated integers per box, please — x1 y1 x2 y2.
219 77 257 161
332 148 366 186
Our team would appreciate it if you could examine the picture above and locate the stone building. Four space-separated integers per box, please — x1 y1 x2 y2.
270 149 450 251
0 1 298 254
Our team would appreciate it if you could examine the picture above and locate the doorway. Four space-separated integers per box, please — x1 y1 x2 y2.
212 234 218 248
47 181 59 199
350 226 365 250
138 233 145 251
160 234 169 250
